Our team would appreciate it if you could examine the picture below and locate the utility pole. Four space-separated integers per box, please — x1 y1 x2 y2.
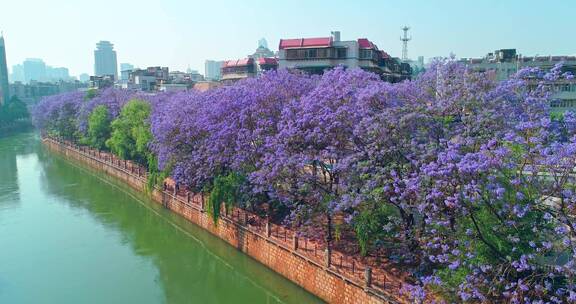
400 26 411 62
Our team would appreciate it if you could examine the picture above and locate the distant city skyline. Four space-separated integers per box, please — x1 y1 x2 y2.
1 0 574 77
10 58 72 83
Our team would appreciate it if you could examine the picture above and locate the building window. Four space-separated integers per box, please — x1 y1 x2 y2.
285 48 333 60
551 99 576 108
337 48 347 59
286 49 298 59
359 49 372 59
306 49 316 58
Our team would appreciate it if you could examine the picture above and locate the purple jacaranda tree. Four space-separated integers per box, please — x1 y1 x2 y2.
399 62 576 303
202 70 316 208
252 67 396 241
151 70 316 208
33 90 85 139
150 89 209 188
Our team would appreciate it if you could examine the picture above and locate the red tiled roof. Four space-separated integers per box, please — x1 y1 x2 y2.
258 57 278 65
358 38 375 49
302 37 331 48
279 38 303 49
222 58 254 68
279 37 332 49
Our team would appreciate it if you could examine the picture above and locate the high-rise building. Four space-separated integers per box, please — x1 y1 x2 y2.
120 63 134 82
11 64 25 83
205 60 223 81
0 34 10 105
79 73 90 83
46 66 70 81
94 41 118 79
120 63 133 72
12 59 71 83
23 58 47 83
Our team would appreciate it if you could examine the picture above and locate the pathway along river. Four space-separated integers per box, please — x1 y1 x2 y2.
0 132 324 304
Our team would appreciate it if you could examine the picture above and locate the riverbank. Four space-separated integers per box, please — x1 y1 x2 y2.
43 136 400 304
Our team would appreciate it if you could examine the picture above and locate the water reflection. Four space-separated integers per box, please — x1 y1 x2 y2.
0 133 37 208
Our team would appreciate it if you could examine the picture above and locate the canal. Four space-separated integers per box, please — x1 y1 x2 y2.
0 132 324 304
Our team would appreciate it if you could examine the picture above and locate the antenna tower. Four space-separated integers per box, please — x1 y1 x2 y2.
400 26 411 62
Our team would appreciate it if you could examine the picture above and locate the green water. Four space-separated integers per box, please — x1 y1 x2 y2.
0 133 323 304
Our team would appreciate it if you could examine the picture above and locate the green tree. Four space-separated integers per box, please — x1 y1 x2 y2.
86 105 111 150
207 172 247 224
0 105 8 127
85 88 97 100
0 96 29 125
106 99 152 166
6 96 29 120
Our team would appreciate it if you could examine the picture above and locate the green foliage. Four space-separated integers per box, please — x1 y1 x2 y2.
354 203 398 256
334 223 342 242
52 103 78 140
146 156 173 194
0 96 30 128
86 105 111 150
106 99 152 166
207 172 246 225
550 111 564 121
6 96 29 120
432 172 550 297
85 88 97 100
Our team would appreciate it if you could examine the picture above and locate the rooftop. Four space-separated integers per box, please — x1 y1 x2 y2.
357 38 377 49
222 58 254 68
279 37 333 49
258 57 278 65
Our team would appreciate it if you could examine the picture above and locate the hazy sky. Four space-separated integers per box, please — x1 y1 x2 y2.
1 0 574 77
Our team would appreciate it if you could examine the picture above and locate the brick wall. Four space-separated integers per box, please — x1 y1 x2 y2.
43 138 399 304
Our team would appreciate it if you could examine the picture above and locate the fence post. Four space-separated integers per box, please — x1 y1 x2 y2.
187 192 190 203
293 235 299 251
325 247 332 268
243 212 248 226
200 194 205 212
265 218 271 237
365 267 372 288
325 214 333 268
